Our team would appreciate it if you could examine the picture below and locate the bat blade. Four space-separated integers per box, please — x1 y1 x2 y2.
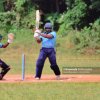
36 10 40 29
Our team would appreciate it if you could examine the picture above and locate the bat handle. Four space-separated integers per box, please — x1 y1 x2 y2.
36 27 39 30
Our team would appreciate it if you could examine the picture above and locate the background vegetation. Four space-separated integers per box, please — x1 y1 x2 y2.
0 0 100 75
0 1 100 100
0 0 100 54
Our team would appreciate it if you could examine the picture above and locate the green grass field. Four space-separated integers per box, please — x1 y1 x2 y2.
0 29 100 100
0 82 100 100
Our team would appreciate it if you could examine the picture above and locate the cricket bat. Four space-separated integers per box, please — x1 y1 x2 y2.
36 10 40 29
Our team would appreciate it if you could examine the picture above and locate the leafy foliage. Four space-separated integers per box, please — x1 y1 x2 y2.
0 0 36 32
90 0 100 11
69 18 100 53
0 11 16 32
0 0 100 53
0 0 4 12
58 0 87 35
15 0 26 12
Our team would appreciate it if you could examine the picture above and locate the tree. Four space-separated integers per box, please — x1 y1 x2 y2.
3 0 14 12
31 0 67 13
90 0 100 11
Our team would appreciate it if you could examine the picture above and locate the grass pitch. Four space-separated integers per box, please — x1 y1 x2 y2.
0 82 100 100
0 29 100 100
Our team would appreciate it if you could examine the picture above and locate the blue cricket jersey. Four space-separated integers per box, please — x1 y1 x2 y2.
40 31 56 48
0 43 3 48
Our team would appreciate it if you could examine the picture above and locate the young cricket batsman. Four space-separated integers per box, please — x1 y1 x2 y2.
34 22 61 80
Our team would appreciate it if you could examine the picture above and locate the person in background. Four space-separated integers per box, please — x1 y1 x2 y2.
0 34 12 80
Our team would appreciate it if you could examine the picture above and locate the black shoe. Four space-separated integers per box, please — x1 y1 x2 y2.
0 67 11 79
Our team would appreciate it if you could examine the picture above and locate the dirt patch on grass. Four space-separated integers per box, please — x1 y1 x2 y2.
0 74 100 83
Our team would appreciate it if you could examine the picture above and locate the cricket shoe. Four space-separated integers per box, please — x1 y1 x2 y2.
35 77 40 80
56 75 60 80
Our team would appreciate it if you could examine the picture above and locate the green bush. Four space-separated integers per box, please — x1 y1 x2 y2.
0 11 16 32
0 0 36 32
0 0 4 12
69 19 100 53
58 0 87 35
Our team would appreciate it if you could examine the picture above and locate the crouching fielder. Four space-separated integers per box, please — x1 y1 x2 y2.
33 22 61 80
0 33 14 80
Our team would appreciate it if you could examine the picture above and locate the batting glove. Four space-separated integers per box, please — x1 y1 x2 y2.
7 39 13 43
34 29 41 38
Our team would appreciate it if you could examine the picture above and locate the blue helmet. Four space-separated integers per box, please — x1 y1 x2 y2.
0 34 3 40
44 22 52 29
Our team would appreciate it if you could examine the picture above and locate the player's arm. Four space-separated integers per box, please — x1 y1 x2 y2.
2 42 9 48
35 37 42 43
0 33 14 48
39 33 53 39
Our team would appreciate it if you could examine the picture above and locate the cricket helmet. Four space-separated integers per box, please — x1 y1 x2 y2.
0 34 3 40
44 22 52 29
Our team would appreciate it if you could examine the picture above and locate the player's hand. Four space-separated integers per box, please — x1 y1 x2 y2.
7 39 13 43
34 29 41 38
7 33 14 43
